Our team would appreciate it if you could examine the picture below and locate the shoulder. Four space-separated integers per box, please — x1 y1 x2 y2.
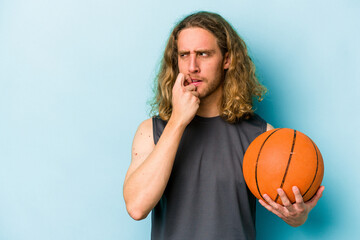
266 123 275 131
132 118 155 157
241 113 267 132
248 113 274 132
231 113 268 135
133 118 154 145
238 113 275 133
134 116 168 145
137 118 153 132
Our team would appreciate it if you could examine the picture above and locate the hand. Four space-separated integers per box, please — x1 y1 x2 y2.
170 73 200 126
259 185 325 227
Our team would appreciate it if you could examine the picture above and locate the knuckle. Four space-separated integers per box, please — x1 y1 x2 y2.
298 208 306 214
177 73 184 79
289 212 297 217
273 205 280 211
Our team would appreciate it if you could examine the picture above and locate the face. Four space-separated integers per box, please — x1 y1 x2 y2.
177 27 230 100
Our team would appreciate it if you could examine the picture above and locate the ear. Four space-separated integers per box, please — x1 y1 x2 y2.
223 52 231 70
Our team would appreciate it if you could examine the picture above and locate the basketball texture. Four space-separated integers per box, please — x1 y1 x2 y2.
243 128 324 205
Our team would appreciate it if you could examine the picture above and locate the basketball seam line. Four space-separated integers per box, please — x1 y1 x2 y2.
255 128 282 202
275 129 297 203
302 138 319 199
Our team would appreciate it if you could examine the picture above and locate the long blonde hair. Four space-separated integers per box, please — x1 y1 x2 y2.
150 11 266 123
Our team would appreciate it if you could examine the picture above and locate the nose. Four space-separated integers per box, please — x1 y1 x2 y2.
188 54 200 73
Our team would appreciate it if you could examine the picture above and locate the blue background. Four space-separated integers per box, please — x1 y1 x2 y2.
0 0 359 239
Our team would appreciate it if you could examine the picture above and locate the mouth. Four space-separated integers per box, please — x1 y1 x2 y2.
190 78 203 86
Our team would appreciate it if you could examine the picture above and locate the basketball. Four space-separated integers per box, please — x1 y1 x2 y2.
243 128 324 205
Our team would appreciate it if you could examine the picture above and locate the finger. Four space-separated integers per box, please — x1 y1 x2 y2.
185 74 192 86
183 88 199 98
175 73 185 88
306 185 325 207
309 186 325 202
317 185 325 196
262 194 281 211
259 199 284 218
184 84 196 92
190 91 199 98
292 186 305 205
185 90 199 99
277 188 295 211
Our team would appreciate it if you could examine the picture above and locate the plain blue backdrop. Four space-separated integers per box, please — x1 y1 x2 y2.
0 0 359 239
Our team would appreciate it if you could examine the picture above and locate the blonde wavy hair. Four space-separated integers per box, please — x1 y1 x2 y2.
150 11 267 123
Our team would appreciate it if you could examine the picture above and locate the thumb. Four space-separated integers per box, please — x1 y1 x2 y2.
306 186 325 208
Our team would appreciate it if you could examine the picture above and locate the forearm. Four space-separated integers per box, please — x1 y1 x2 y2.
124 119 186 220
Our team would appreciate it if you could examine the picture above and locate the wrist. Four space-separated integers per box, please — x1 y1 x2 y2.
168 115 188 131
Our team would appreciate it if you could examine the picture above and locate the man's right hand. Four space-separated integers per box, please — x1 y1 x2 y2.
171 73 200 126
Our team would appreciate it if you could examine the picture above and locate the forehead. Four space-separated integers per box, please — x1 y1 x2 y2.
177 27 219 51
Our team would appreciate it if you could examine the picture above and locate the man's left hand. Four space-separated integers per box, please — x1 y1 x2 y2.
259 186 325 227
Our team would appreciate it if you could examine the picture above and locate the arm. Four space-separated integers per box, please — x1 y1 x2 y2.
123 118 187 220
123 73 199 220
260 123 325 227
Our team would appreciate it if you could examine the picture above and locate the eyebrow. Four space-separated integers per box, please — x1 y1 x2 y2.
178 49 216 55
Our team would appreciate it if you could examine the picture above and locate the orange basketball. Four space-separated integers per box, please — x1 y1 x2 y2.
243 128 324 205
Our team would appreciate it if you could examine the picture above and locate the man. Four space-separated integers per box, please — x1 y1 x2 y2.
123 11 324 239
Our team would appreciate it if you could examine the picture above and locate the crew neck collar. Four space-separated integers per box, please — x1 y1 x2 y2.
194 115 221 122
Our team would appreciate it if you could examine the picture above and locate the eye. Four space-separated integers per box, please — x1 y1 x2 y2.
198 52 209 57
179 53 188 58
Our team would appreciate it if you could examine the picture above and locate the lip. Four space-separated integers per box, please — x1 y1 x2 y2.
190 78 202 86
191 81 202 86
